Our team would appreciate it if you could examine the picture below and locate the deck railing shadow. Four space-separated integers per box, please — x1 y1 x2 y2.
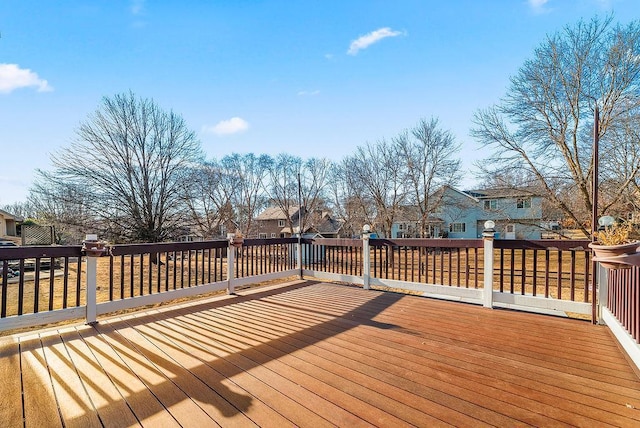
15 280 407 426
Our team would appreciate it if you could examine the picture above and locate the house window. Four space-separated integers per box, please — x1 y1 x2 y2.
259 233 267 239
449 223 466 233
278 220 285 227
517 198 531 209
398 223 405 230
271 233 276 238
484 200 497 210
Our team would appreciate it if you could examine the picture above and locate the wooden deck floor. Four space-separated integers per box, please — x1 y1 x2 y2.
1 280 639 427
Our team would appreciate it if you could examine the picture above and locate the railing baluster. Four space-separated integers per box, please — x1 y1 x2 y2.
34 259 41 313
557 251 563 300
570 250 576 301
532 250 538 296
544 250 550 298
63 257 70 307
17 260 25 316
520 249 526 295
1 261 8 317
49 258 56 310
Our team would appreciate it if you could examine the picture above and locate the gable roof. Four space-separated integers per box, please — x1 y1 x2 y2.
464 187 539 199
255 206 301 221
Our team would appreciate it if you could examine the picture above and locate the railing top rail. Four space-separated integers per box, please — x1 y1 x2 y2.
304 237 592 251
494 239 591 251
244 238 298 246
110 240 228 255
370 238 484 248
305 238 363 247
0 245 82 259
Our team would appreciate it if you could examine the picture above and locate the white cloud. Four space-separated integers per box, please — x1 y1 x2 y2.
0 64 52 94
347 27 404 55
297 90 320 96
528 0 551 13
203 117 249 135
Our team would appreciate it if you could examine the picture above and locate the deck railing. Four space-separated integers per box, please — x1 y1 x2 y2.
0 237 298 332
302 237 593 316
0 235 603 329
604 267 640 343
4 235 640 370
0 245 84 318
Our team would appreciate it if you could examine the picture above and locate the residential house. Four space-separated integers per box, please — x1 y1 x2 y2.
254 206 342 238
0 209 22 244
431 186 543 239
254 206 302 238
390 205 445 238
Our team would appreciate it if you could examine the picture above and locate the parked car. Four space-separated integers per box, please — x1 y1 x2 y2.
0 241 17 247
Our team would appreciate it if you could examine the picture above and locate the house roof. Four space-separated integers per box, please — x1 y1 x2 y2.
464 187 539 199
279 213 343 237
255 206 300 221
314 216 343 235
0 209 23 222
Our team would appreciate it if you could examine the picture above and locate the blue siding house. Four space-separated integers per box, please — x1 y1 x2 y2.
390 186 544 240
435 186 543 239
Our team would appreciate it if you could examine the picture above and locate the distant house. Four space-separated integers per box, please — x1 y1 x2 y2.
254 206 302 238
431 186 543 239
390 206 444 238
0 209 22 244
254 206 342 238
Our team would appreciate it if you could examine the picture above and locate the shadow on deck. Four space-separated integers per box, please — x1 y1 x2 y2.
1 279 639 427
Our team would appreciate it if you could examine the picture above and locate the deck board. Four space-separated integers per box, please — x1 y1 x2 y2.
1 279 640 427
58 327 141 428
0 339 23 426
76 323 181 427
19 334 62 427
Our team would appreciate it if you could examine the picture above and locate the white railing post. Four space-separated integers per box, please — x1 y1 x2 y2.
482 222 496 308
362 224 371 290
227 233 235 295
83 234 98 325
597 262 608 324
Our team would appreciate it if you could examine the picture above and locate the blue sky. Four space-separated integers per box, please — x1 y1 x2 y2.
1 0 638 206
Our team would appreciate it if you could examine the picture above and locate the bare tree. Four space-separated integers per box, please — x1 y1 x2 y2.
265 154 302 234
326 162 371 238
182 160 234 239
472 16 640 234
1 201 35 220
266 154 333 235
395 118 462 237
28 179 93 243
342 140 408 237
218 153 272 236
34 92 203 242
299 157 333 231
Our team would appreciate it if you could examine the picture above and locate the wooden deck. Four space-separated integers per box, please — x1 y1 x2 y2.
1 280 639 427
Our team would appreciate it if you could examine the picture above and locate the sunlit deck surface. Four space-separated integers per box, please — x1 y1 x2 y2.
1 280 639 427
